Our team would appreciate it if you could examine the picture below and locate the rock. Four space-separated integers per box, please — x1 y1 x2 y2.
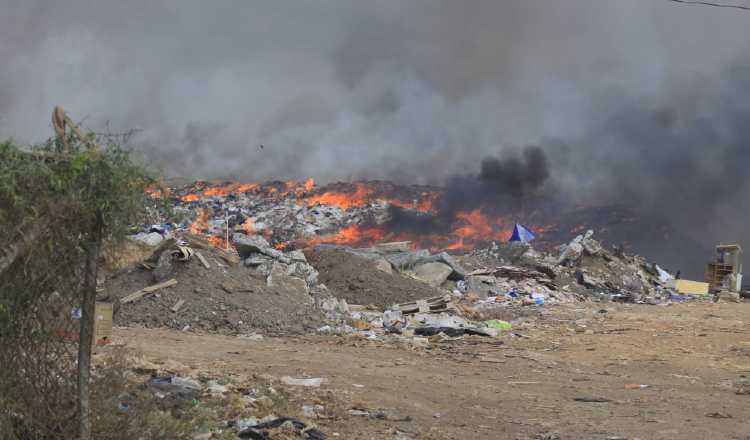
385 250 431 270
244 254 272 267
233 233 271 258
372 241 412 253
317 296 349 320
130 231 164 247
415 252 466 279
267 263 308 295
152 250 173 283
414 262 453 287
375 258 393 274
558 239 584 265
466 275 497 300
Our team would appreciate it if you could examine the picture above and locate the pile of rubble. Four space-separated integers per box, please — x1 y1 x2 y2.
108 179 711 339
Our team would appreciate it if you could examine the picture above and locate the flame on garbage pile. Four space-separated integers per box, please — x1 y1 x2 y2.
154 180 560 252
189 209 210 235
182 182 261 201
302 182 374 210
303 224 388 247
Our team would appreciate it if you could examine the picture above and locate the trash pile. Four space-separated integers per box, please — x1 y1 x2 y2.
107 180 711 338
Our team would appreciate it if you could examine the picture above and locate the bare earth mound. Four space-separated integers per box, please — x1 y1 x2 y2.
304 248 442 308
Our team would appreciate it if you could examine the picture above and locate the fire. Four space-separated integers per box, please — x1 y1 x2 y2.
145 186 163 199
303 224 387 247
206 235 226 248
386 191 438 213
189 209 210 235
445 209 512 251
304 178 315 192
304 182 374 210
181 182 260 202
241 218 256 234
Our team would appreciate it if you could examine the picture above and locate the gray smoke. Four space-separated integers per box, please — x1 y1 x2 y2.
2 0 750 275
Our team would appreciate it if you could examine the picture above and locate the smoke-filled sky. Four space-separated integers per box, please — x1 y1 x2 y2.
3 0 750 273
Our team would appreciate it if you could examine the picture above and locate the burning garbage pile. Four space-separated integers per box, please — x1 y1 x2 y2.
107 177 712 339
144 178 553 252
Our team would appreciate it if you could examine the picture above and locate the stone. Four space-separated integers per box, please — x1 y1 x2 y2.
558 237 584 265
267 263 308 295
466 275 497 300
244 253 272 267
420 252 467 279
233 233 271 258
130 231 164 247
414 262 453 287
152 250 173 283
385 250 431 270
375 258 393 274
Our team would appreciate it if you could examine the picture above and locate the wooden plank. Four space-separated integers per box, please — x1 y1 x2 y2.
171 299 185 313
120 278 177 304
195 251 210 269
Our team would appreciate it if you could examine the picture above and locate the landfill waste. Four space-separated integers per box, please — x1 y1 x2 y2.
484 320 513 330
109 177 704 338
281 377 326 387
237 417 327 440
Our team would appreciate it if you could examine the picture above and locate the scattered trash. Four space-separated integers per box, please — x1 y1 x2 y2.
237 417 326 440
573 397 612 403
281 377 326 387
483 320 512 330
624 384 650 390
706 412 733 419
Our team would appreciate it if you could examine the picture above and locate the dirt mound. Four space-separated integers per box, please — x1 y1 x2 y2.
105 247 324 335
304 248 441 308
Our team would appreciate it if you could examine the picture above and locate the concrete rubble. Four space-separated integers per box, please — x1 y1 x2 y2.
113 180 727 341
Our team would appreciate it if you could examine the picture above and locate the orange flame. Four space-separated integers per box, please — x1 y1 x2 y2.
241 218 256 234
385 191 438 213
304 178 315 192
304 224 387 247
181 182 259 202
445 209 513 251
189 209 210 235
304 183 374 210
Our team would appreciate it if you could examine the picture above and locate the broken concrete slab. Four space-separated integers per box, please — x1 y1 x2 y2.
419 252 467 279
372 241 412 254
385 250 431 270
466 275 498 300
233 233 271 258
374 258 393 274
267 263 309 295
414 262 453 287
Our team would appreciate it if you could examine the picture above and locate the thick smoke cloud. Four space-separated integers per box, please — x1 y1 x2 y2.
2 0 750 275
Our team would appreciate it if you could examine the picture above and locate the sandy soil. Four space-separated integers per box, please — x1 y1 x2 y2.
116 302 750 440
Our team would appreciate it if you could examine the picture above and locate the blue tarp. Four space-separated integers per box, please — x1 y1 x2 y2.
509 223 536 243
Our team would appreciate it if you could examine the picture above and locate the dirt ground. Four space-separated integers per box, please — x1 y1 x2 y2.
116 302 750 440
107 250 324 335
305 248 442 308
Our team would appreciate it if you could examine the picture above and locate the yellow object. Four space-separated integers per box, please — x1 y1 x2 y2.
674 279 710 295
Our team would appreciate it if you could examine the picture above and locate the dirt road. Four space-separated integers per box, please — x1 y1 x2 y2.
119 302 750 439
